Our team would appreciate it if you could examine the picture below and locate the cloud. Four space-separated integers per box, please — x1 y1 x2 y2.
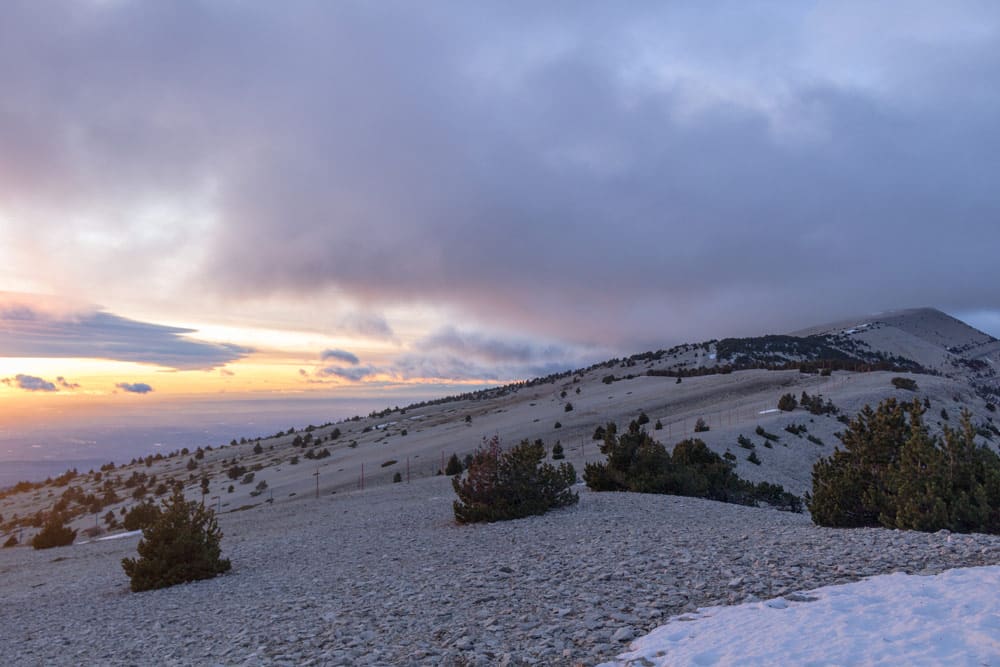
0 297 252 370
391 326 601 381
338 313 396 341
116 382 154 394
317 365 378 382
320 348 361 365
56 376 80 389
1 4 999 351
2 374 57 392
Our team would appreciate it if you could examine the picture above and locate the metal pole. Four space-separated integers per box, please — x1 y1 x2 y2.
314 468 319 498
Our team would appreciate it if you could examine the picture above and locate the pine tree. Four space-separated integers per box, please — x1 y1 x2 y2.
452 436 577 523
121 487 231 592
445 453 463 476
891 408 948 531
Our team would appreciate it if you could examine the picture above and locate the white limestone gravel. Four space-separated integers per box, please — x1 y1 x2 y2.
2 475 999 666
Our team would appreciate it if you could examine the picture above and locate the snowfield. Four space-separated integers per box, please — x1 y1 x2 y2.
602 565 1000 667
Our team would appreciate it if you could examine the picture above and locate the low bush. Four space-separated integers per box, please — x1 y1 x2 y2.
747 451 761 465
31 513 77 549
583 421 800 511
891 376 919 391
800 392 839 416
121 487 231 592
452 436 578 524
778 393 798 411
755 425 780 442
694 418 710 433
3 534 17 548
737 435 755 449
785 423 807 437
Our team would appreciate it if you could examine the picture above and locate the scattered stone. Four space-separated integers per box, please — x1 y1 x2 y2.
1 476 998 667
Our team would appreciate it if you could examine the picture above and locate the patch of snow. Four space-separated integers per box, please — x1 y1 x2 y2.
708 353 717 360
600 566 1000 667
758 409 780 415
77 529 144 545
97 529 143 541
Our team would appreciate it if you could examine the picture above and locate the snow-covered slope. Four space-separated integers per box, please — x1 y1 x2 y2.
604 565 1000 667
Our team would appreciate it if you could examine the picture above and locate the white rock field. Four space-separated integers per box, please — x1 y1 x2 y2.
603 565 1000 667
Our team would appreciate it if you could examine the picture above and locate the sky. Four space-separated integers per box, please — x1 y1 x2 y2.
2 2 1000 460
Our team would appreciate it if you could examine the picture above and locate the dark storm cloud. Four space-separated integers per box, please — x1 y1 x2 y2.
2 374 57 392
3 2 1000 349
320 349 361 365
116 382 154 394
0 302 252 370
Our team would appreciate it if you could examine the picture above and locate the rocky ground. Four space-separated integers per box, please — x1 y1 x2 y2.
2 476 1000 667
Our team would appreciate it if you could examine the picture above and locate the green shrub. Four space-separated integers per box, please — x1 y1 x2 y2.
778 393 798 411
564 402 574 412
785 423 807 437
755 425 780 442
393 472 402 483
452 436 578 524
123 502 162 531
554 421 562 429
807 434 825 446
552 441 565 460
31 513 77 549
891 377 918 391
800 392 839 416
737 435 755 449
654 419 663 430
445 453 464 476
808 399 1000 533
747 451 762 465
583 422 800 511
121 487 231 592
694 418 710 433
637 412 650 426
